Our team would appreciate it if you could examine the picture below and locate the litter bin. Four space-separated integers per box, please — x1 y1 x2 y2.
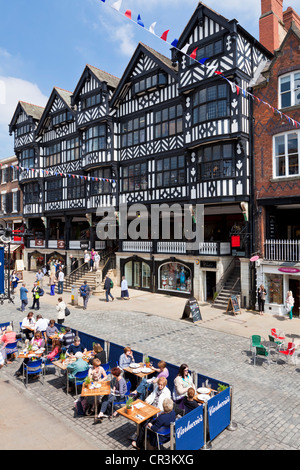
71 285 78 306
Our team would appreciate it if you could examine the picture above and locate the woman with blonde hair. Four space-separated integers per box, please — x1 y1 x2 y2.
286 291 295 320
258 284 267 315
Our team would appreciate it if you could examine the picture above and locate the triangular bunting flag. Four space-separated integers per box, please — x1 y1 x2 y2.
149 22 157 35
137 14 144 27
125 10 131 19
112 0 122 11
171 38 178 48
190 47 198 60
161 30 170 41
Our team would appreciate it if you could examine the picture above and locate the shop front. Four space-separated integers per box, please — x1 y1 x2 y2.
256 262 300 316
120 256 194 297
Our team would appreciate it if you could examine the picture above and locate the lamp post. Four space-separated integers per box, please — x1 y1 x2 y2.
0 218 13 304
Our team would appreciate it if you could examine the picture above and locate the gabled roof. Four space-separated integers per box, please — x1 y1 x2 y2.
9 101 45 133
72 64 120 105
110 42 178 108
35 87 74 136
176 1 271 57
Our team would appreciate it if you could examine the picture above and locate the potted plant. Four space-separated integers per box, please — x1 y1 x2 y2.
60 353 66 364
125 397 134 414
217 383 229 393
85 376 92 388
144 356 150 367
60 327 66 334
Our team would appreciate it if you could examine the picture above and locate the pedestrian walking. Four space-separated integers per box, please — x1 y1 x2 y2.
35 269 44 288
49 271 56 296
10 271 19 295
121 276 129 300
84 250 90 268
56 297 66 324
80 280 91 310
30 282 42 311
19 283 28 312
94 252 100 271
90 249 96 271
286 291 295 319
57 267 64 294
104 275 114 302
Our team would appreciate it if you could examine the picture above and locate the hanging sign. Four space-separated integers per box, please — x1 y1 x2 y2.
278 267 300 274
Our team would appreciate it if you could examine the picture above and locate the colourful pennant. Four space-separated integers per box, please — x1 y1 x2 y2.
111 0 122 11
161 30 170 41
149 22 157 35
124 10 131 19
190 47 198 60
137 14 144 27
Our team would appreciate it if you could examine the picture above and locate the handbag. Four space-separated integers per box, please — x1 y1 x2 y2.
65 307 71 317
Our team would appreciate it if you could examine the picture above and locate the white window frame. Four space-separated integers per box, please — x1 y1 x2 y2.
12 189 18 213
273 130 300 178
279 71 300 109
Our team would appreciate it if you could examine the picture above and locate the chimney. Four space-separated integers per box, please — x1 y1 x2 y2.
283 7 300 31
259 0 286 52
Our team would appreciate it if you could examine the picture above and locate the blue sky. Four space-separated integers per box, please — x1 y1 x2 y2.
0 0 299 158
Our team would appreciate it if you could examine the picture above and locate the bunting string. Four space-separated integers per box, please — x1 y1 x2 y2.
0 163 116 184
99 0 300 129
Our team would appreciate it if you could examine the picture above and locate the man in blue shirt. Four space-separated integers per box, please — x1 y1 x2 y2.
19 283 28 312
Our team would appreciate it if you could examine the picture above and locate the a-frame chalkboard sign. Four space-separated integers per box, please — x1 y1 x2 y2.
182 297 202 322
226 295 241 315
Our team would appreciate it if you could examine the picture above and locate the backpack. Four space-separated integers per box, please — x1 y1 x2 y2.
65 307 71 317
75 397 88 416
80 285 86 297
39 288 44 297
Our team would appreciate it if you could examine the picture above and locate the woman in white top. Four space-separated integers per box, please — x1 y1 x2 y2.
286 291 295 319
56 297 66 325
121 276 129 300
173 363 196 402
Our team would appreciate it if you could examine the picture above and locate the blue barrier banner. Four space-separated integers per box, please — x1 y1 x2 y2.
76 330 105 352
0 322 10 330
0 247 4 295
207 387 231 440
175 405 204 450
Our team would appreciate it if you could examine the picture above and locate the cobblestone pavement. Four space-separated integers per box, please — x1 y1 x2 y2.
1 296 300 451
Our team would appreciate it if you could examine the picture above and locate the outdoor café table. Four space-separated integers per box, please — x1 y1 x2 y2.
261 340 279 362
116 399 160 437
52 352 93 390
18 349 44 359
123 363 156 381
81 380 111 422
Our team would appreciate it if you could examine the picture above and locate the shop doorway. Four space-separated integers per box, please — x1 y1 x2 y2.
289 279 300 317
206 271 216 301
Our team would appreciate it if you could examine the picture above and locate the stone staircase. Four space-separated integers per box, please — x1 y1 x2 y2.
64 268 118 295
213 261 241 310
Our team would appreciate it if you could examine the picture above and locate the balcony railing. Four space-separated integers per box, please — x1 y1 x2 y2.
264 239 300 262
121 240 231 256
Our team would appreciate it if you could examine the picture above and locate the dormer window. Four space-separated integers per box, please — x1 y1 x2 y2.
52 111 73 127
279 71 300 108
81 92 102 110
133 72 168 96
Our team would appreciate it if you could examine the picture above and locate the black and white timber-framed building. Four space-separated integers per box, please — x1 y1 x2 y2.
9 2 272 304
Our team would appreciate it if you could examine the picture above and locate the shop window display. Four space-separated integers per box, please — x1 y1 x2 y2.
266 274 283 304
159 262 192 293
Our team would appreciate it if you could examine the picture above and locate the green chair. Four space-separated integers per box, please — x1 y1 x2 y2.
268 335 281 346
250 335 263 352
253 346 270 366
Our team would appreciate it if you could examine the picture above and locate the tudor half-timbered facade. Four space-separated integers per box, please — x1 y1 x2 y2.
9 2 273 303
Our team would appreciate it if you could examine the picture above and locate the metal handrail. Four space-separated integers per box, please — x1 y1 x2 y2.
64 262 89 289
212 257 236 301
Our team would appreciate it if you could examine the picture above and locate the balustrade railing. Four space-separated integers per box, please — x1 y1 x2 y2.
264 239 300 262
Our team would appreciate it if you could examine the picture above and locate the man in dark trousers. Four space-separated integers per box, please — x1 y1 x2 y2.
80 280 91 310
104 275 114 302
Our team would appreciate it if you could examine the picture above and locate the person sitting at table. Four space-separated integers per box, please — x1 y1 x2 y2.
88 358 108 382
45 320 59 348
44 338 61 362
119 346 137 390
0 325 17 364
66 351 90 392
145 397 176 450
173 363 196 408
132 378 171 450
131 360 169 401
21 311 36 340
62 327 75 351
35 314 49 342
98 367 127 419
89 343 106 366
183 387 200 414
66 336 86 356
30 330 45 349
